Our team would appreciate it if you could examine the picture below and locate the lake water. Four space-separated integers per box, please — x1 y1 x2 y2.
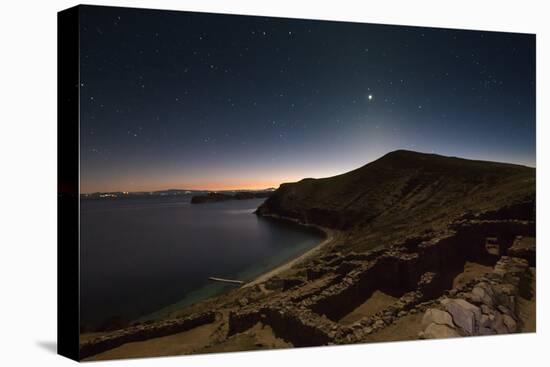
80 197 323 330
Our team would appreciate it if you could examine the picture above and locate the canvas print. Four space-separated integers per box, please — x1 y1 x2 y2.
59 4 536 361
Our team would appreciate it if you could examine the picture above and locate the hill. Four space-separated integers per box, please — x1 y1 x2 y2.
191 190 272 204
257 150 535 252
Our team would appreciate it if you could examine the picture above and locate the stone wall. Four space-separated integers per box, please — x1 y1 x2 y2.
228 305 339 347
419 256 531 338
508 236 536 266
79 311 216 359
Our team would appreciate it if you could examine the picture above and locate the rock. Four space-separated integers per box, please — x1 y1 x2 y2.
422 323 461 339
374 319 385 329
479 314 492 329
382 315 393 324
478 327 496 335
493 257 529 287
422 308 455 329
492 313 508 334
464 291 482 304
442 298 481 335
471 285 494 306
502 314 517 332
238 297 249 307
507 236 536 266
497 305 513 317
480 304 492 315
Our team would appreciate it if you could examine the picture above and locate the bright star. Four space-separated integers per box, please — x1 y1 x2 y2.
368 94 373 100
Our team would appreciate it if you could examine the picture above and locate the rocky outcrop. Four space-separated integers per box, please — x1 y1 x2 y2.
80 312 216 359
419 256 530 338
299 219 533 320
422 323 461 338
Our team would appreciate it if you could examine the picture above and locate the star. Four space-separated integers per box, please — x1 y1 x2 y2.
368 94 373 101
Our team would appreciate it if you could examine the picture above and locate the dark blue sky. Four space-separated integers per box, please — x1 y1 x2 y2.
79 6 535 193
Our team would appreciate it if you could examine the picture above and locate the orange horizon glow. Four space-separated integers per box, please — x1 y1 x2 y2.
80 177 303 194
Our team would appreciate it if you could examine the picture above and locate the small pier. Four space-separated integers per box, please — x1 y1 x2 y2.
208 277 244 285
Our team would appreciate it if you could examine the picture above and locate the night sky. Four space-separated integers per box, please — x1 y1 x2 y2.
79 6 535 193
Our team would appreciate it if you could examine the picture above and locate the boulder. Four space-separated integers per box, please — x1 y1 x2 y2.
422 308 454 329
471 284 494 306
492 313 508 334
442 298 481 335
479 314 492 329
502 314 517 332
421 323 460 339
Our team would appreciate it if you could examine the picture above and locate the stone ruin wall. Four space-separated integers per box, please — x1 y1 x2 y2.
79 311 216 359
228 217 535 346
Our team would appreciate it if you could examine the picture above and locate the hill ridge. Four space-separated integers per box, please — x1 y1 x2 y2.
257 150 535 252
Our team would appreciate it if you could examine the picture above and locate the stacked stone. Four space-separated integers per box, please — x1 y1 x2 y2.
228 303 340 347
507 236 536 266
419 256 530 339
80 311 216 359
229 221 534 346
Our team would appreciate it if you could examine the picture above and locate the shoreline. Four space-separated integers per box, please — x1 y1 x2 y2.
243 213 335 288
134 211 332 323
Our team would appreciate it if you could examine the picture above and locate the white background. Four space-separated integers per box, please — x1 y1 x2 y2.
0 0 547 365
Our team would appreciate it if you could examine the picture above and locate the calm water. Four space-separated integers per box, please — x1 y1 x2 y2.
80 197 322 330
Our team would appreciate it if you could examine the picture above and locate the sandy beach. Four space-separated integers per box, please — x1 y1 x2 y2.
243 218 335 288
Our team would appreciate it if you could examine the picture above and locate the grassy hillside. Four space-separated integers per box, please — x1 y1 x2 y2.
257 150 535 252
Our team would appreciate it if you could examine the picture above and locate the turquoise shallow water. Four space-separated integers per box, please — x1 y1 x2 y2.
80 197 322 329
